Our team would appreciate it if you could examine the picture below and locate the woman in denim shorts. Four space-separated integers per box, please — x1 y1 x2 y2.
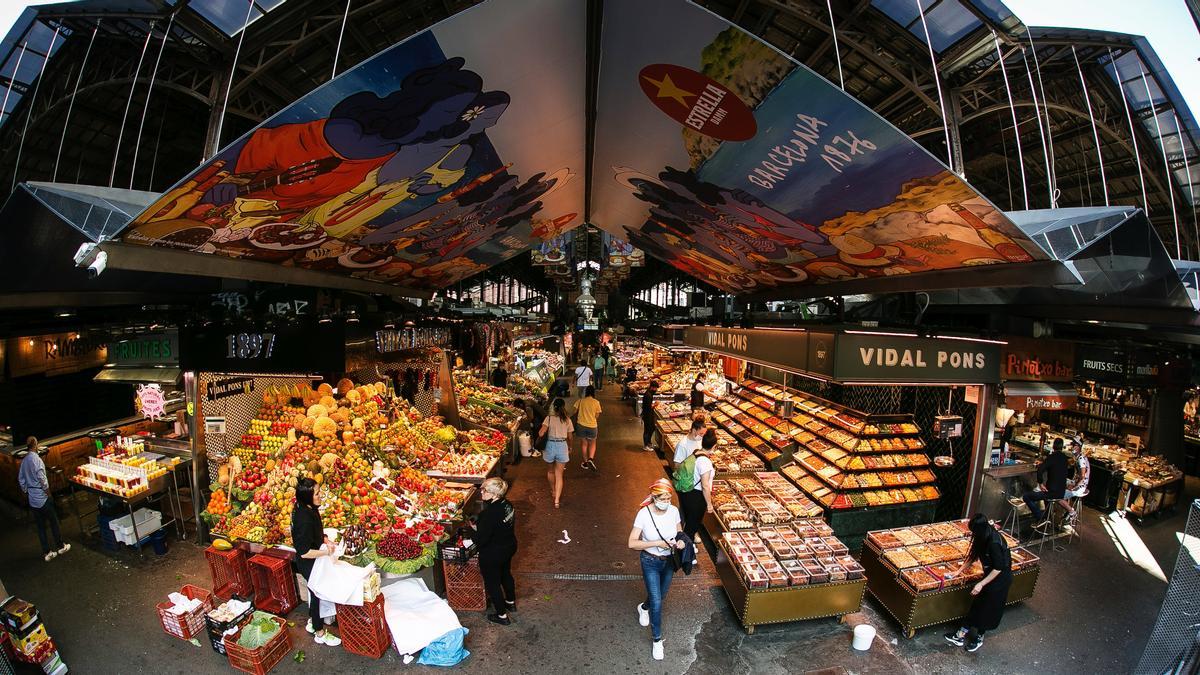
537 398 574 508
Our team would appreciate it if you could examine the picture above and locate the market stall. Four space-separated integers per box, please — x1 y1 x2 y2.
701 473 861 633
682 326 1000 550
861 520 1041 638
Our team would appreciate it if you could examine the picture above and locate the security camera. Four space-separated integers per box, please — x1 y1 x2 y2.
87 250 108 278
73 242 98 266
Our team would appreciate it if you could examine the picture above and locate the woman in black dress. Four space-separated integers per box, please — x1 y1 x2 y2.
473 477 518 625
945 513 1012 652
291 478 341 647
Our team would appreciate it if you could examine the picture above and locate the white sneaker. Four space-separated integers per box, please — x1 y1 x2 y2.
314 632 341 647
652 639 664 660
56 543 70 555
306 620 316 634
637 603 650 627
43 551 57 562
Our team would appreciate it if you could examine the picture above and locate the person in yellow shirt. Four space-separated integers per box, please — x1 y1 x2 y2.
575 386 603 471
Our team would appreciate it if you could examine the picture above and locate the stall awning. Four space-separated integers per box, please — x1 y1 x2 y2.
1003 382 1077 411
93 367 181 385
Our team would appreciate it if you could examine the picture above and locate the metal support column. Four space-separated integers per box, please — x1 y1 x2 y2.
965 384 996 518
948 88 966 178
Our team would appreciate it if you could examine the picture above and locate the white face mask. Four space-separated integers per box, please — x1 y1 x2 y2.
653 498 671 510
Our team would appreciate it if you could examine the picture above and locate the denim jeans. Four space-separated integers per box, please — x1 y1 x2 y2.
33 502 63 554
640 551 675 640
1023 490 1056 521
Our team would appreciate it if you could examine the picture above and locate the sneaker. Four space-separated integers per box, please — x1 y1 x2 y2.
652 639 664 660
944 629 966 647
965 634 984 652
581 461 590 471
314 632 341 647
1065 511 1079 527
505 600 517 612
486 613 511 626
43 551 56 562
57 543 70 555
637 603 650 627
587 460 598 471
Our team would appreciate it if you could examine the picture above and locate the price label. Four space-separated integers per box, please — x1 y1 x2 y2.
225 332 276 359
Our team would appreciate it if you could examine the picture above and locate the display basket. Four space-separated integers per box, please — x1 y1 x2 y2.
206 546 253 600
335 596 390 659
438 539 477 563
205 601 254 655
442 559 486 611
247 554 298 615
156 584 214 640
223 616 292 675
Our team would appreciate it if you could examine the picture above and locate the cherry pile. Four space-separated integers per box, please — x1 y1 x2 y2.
376 531 423 560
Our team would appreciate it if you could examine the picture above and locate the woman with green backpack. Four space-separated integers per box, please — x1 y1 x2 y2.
673 429 716 548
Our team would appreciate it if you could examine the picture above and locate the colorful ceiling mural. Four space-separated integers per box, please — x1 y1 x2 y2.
590 0 1047 295
120 0 584 290
119 0 1047 296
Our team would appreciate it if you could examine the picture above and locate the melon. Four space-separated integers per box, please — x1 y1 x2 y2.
313 416 338 439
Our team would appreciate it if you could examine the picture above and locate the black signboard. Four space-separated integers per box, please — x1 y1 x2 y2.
181 323 344 374
807 332 835 377
683 327 811 374
1074 345 1126 383
112 331 179 367
833 333 1001 384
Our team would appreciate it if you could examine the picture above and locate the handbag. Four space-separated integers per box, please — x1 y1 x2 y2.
642 507 683 572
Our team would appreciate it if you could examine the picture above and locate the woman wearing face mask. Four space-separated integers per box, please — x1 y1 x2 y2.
473 477 518 625
291 477 341 646
627 478 686 661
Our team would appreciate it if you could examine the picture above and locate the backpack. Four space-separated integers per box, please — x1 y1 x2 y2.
672 454 697 493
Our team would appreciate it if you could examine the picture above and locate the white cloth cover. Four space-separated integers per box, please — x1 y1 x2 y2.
382 578 463 656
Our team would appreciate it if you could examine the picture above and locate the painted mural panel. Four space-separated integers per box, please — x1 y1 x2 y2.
591 0 1046 295
121 0 584 290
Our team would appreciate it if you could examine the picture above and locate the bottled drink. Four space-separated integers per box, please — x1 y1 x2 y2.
949 202 1034 263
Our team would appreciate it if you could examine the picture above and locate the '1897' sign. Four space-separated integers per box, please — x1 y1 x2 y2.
225 333 276 359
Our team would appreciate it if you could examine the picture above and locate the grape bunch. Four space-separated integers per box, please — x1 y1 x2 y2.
376 531 422 560
341 524 369 556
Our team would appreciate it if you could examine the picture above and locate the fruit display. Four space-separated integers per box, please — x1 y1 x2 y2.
720 519 864 589
460 400 520 432
429 452 497 478
199 378 471 571
865 520 1038 593
454 371 520 408
710 474 823 529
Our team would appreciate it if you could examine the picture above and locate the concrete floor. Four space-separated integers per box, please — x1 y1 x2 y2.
0 384 1193 674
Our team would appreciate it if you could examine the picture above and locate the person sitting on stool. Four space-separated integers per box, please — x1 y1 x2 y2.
1054 440 1090 528
1024 438 1071 532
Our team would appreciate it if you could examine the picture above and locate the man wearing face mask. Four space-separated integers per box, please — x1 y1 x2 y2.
628 479 686 661
472 477 518 625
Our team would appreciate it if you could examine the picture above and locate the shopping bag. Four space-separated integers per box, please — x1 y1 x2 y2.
416 627 470 667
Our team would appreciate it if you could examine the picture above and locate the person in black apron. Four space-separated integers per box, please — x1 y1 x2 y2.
689 375 706 413
945 514 1012 653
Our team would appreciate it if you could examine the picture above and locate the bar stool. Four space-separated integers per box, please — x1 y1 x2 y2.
1001 495 1030 541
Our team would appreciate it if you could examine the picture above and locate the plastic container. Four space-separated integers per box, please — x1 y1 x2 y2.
247 554 297 616
205 601 254 655
206 546 253 600
151 529 169 555
852 624 876 651
336 596 389 659
224 615 291 675
442 559 486 611
518 432 532 456
156 584 214 640
109 508 162 545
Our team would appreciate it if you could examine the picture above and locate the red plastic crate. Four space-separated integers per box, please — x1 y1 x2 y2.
224 616 291 675
442 559 486 611
335 596 389 659
156 584 214 640
205 546 252 600
247 554 298 616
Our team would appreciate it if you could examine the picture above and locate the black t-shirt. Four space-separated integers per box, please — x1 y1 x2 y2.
474 498 517 552
291 505 323 576
641 389 657 421
1037 452 1070 498
978 529 1012 576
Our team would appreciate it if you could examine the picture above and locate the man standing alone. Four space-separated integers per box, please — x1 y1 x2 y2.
20 437 70 561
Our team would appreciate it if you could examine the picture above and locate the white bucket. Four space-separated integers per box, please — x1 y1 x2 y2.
852 624 876 651
518 432 532 456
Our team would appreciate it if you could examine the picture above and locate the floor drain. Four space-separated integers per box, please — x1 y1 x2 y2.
522 573 644 581
612 561 625 569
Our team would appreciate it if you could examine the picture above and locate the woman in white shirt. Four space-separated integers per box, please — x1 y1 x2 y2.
537 398 574 508
627 478 685 661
